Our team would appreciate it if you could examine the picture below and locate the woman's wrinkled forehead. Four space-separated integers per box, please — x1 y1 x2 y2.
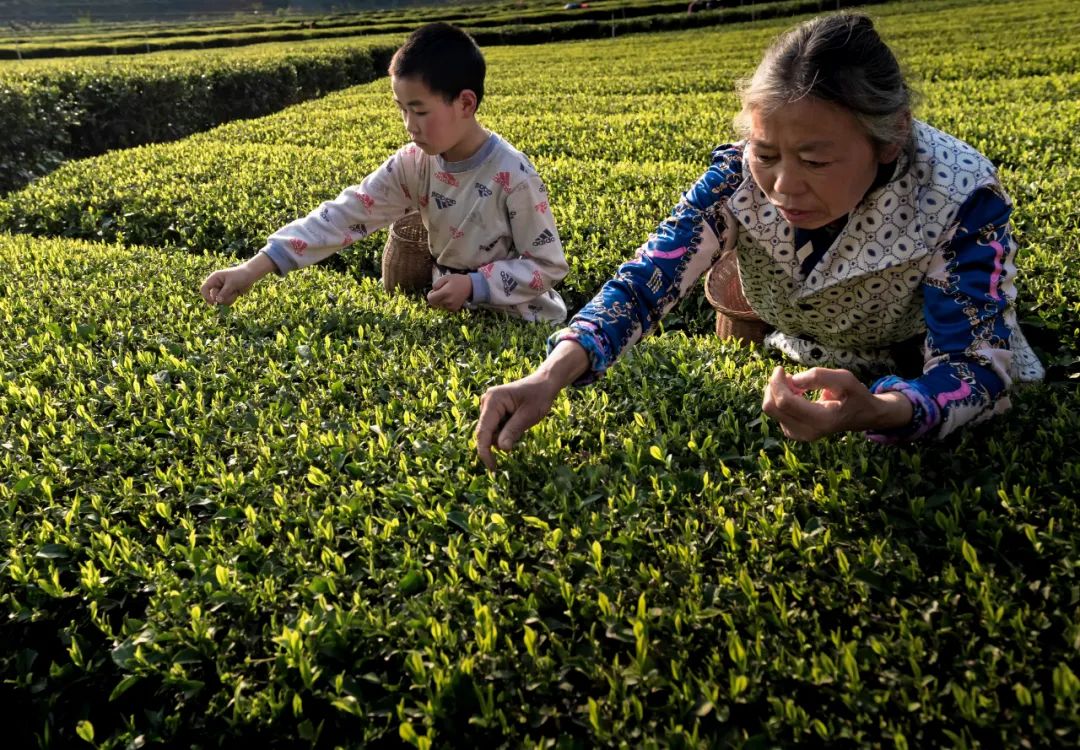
747 97 870 152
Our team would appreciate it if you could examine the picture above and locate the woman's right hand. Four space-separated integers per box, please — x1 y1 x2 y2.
475 374 562 470
475 340 591 470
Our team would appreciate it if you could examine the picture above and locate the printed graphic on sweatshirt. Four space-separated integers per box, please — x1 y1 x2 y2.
501 270 518 297
435 171 459 187
433 192 456 210
532 229 556 247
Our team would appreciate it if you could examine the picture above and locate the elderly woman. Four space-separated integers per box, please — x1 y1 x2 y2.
476 13 1044 469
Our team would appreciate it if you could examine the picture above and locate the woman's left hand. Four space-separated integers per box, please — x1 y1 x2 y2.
762 366 913 440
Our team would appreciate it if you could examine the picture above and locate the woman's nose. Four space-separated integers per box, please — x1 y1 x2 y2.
772 163 805 196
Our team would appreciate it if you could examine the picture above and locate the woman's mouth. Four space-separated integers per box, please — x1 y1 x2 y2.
777 206 813 223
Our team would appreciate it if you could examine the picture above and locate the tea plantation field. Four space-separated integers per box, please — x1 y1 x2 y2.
2 0 1079 746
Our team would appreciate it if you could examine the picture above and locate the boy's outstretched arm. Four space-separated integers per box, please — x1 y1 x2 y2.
200 253 278 306
261 149 419 277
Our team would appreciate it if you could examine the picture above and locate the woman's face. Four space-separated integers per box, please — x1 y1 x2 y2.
747 96 896 230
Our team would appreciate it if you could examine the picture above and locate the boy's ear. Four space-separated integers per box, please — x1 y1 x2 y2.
456 89 479 117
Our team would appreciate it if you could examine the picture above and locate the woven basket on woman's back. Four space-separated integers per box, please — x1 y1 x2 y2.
704 249 771 344
382 212 433 294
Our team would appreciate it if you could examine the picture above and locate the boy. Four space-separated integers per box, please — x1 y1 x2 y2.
200 22 569 323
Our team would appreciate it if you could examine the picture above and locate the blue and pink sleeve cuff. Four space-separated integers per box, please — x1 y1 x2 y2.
546 324 613 386
866 375 942 444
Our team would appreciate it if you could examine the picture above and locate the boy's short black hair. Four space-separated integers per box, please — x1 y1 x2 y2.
389 23 486 108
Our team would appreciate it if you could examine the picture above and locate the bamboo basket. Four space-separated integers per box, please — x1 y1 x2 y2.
382 212 433 293
704 250 771 344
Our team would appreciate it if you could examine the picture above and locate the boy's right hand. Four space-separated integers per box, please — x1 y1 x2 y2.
200 256 274 305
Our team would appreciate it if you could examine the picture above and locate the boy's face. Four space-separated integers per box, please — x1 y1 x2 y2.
391 75 476 160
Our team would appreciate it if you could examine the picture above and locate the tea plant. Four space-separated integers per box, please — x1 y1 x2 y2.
2 0 1079 746
1 232 1077 747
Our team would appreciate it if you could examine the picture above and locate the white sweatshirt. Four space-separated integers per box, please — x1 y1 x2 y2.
261 132 568 322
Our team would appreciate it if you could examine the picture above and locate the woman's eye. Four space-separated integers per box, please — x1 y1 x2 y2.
756 154 778 164
804 160 830 168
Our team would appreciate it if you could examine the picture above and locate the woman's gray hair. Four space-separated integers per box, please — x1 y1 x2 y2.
734 13 916 156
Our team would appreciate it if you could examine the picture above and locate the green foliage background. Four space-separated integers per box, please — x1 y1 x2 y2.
1 0 1079 747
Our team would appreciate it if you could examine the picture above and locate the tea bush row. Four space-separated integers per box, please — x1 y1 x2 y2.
0 0 895 193
1 232 1078 747
0 0 884 60
3 0 1076 196
0 0 687 50
3 0 1078 347
0 38 399 194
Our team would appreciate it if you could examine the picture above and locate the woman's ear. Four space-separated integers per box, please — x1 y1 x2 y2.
879 109 912 163
457 89 479 117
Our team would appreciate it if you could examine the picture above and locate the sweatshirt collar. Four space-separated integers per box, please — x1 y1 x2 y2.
437 132 500 173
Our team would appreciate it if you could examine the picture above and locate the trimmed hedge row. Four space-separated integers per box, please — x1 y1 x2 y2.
466 0 894 45
0 0 752 58
0 39 398 194
0 0 500 46
0 0 892 59
5 0 1061 196
0 0 828 193
0 79 78 194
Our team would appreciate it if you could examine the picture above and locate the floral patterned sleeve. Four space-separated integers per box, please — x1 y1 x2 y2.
867 186 1019 443
546 144 745 384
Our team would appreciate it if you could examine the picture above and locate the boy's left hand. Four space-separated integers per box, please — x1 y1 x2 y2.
426 274 472 312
